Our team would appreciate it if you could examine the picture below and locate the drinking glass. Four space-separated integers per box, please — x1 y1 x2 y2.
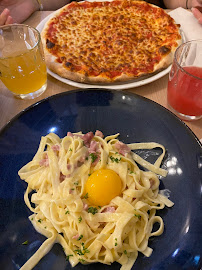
167 39 202 121
0 24 47 99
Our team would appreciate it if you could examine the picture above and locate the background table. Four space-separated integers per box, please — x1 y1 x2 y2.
0 11 201 140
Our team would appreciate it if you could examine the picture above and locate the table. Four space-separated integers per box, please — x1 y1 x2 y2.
0 11 201 140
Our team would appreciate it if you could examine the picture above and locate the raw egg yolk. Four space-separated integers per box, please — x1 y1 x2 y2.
85 169 122 206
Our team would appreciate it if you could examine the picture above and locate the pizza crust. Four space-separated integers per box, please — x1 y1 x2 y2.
44 52 153 83
44 48 167 83
153 38 182 72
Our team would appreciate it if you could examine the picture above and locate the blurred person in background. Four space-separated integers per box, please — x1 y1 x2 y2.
0 0 69 24
0 0 201 25
150 0 202 24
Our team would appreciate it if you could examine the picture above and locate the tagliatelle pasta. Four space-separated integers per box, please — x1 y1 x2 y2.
18 131 174 270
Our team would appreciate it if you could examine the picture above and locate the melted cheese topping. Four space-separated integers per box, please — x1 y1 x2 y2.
45 0 181 80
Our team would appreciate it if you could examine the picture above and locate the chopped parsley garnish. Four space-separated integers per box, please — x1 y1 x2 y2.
115 238 118 246
83 193 88 199
74 249 84 256
65 209 70 214
22 240 29 245
78 216 82 223
124 250 127 254
74 181 79 185
82 243 89 253
89 153 97 163
128 168 136 174
88 207 98 215
74 242 90 255
78 234 83 240
69 148 72 151
110 156 121 163
134 214 141 220
79 258 86 263
66 254 73 261
38 219 42 223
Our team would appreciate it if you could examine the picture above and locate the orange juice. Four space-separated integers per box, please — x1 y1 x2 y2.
0 47 47 95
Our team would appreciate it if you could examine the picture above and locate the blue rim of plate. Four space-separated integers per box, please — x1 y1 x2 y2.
0 89 201 145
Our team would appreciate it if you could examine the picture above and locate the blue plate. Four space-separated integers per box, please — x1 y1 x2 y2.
0 89 201 270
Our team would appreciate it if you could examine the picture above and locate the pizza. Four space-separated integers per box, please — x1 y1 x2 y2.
41 0 182 83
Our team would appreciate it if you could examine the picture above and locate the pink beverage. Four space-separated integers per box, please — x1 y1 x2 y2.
167 66 202 117
167 40 202 121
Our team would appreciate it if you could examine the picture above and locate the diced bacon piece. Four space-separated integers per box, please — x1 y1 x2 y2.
59 172 66 182
67 132 73 137
83 202 88 210
39 153 49 167
88 141 99 154
67 132 94 147
91 154 100 166
39 159 49 167
150 179 155 188
52 144 60 153
79 155 86 163
82 132 94 147
95 130 104 138
102 206 116 213
114 141 131 156
69 188 74 194
72 234 79 240
76 155 86 168
67 164 72 170
92 158 99 166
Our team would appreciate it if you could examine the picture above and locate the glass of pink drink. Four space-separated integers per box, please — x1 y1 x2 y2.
167 40 202 121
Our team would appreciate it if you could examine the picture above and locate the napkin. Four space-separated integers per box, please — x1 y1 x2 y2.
169 7 202 41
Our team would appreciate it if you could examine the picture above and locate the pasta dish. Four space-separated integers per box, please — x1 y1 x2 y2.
18 130 174 270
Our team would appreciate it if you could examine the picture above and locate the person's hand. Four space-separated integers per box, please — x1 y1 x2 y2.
0 8 13 25
192 0 202 24
0 0 39 23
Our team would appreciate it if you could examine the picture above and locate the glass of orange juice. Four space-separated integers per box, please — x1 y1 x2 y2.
167 39 202 121
0 24 47 99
